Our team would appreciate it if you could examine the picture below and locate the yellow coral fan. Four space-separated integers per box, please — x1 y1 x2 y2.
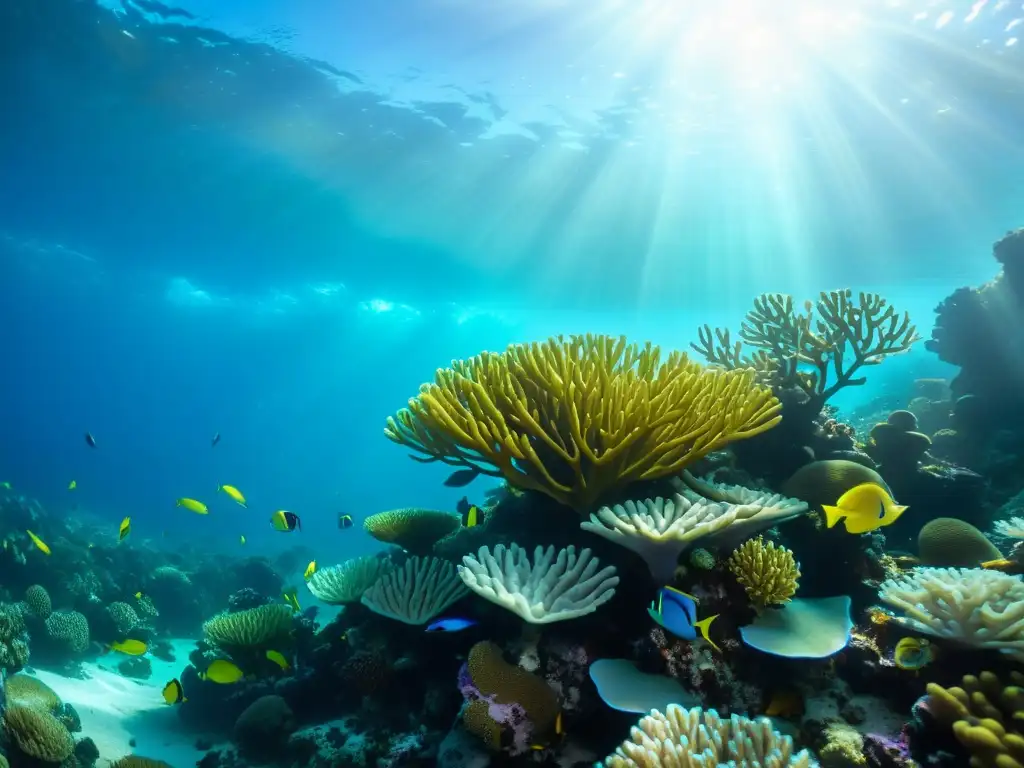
363 509 460 555
202 603 293 650
926 670 1024 768
386 334 781 512
728 537 800 609
5 674 61 713
2 704 74 762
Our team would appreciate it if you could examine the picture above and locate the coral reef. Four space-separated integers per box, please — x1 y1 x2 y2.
360 556 468 625
727 537 801 609
925 670 1024 767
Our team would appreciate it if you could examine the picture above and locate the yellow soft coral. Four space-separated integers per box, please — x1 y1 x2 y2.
926 670 1024 768
363 509 460 554
385 334 781 512
728 537 800 609
202 603 293 650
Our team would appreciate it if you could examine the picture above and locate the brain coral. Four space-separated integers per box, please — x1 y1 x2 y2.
363 509 460 555
23 585 51 619
781 459 892 512
44 610 90 655
6 674 61 712
203 603 293 649
918 518 1001 567
2 703 74 761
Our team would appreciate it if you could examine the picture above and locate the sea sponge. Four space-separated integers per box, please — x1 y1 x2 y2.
2 703 74 761
202 603 293 649
925 670 1024 768
105 601 140 637
360 556 468 625
24 585 51 619
728 537 801 609
5 674 61 712
44 610 90 655
781 460 892 513
306 555 393 604
233 695 295 758
601 704 815 767
108 757 174 768
362 509 460 554
918 518 1001 567
385 334 781 512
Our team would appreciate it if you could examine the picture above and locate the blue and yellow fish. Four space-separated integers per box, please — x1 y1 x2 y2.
271 510 301 532
823 483 907 535
648 586 721 652
893 637 934 671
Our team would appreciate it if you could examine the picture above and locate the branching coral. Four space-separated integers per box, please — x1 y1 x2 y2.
458 543 619 623
360 556 468 625
202 603 293 650
879 568 1024 658
385 334 781 512
601 704 816 767
728 537 800 609
926 670 1024 768
363 509 460 554
306 555 393 605
692 290 921 412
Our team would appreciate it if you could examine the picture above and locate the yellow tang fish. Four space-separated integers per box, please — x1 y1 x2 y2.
822 483 907 535
119 516 131 542
68 480 77 490
109 639 147 656
200 659 245 684
894 637 935 671
26 530 51 556
218 485 247 508
176 498 208 515
283 588 301 612
162 678 186 705
266 650 290 671
304 560 316 580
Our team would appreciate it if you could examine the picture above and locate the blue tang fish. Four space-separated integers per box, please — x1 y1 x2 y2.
648 586 721 653
425 617 477 633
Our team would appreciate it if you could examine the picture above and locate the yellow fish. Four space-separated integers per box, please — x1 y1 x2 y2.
894 637 935 671
176 498 208 515
218 485 246 507
119 517 131 542
199 659 245 684
822 483 907 535
239 535 246 545
304 560 316 580
162 678 186 705
26 530 50 556
109 639 147 656
283 588 301 612
270 510 301 532
266 650 290 671
134 591 145 600
68 480 76 490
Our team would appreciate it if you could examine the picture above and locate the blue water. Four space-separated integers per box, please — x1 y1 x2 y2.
1 0 1018 559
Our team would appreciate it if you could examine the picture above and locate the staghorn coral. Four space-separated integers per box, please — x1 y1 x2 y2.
602 704 817 767
728 537 800 609
360 556 468 625
879 568 1024 658
105 602 140 637
926 670 1024 768
2 703 74 762
362 509 460 555
44 610 89 655
6 674 61 712
23 585 51 619
458 543 618 623
385 334 781 512
202 603 293 650
306 555 393 604
918 518 1001 567
692 290 921 413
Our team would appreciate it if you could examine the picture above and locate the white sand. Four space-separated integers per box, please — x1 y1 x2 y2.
28 639 223 768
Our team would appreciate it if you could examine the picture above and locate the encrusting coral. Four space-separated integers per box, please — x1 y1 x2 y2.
926 670 1024 768
728 536 801 609
458 543 619 623
385 334 782 512
360 556 468 625
202 603 293 649
362 508 460 554
306 555 393 604
2 703 75 762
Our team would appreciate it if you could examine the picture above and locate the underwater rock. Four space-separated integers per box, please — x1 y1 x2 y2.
116 656 152 680
226 588 269 613
73 736 99 768
437 719 491 768
233 695 295 761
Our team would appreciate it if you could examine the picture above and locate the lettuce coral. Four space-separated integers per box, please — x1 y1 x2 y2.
385 334 781 512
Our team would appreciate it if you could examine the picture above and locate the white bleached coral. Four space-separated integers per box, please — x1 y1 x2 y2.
993 516 1024 539
361 556 468 625
306 555 393 605
601 704 817 767
879 567 1024 659
458 543 619 624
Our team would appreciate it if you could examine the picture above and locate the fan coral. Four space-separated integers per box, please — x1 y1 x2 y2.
385 334 781 512
306 555 393 604
458 543 619 623
2 704 74 762
918 518 1001 567
728 537 800 609
602 704 817 767
105 602 140 637
360 556 468 625
202 603 293 649
6 674 61 712
363 509 460 554
926 670 1024 768
44 610 89 655
692 290 921 413
23 585 51 619
879 568 1024 658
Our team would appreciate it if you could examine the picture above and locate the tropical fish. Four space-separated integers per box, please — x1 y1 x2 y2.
765 688 805 718
868 607 894 626
822 483 907 535
894 637 935 671
648 586 721 652
119 516 131 542
283 588 301 612
239 535 246 545
85 432 97 448
304 560 317 580
271 510 301 532
266 650 290 671
338 514 353 529
218 485 246 507
425 617 478 633
162 678 186 704
211 432 221 448
981 558 1021 573
109 639 147 656
457 497 480 528
134 591 145 600
68 480 76 491
200 659 245 684
26 530 51 556
176 498 208 515
444 468 480 487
